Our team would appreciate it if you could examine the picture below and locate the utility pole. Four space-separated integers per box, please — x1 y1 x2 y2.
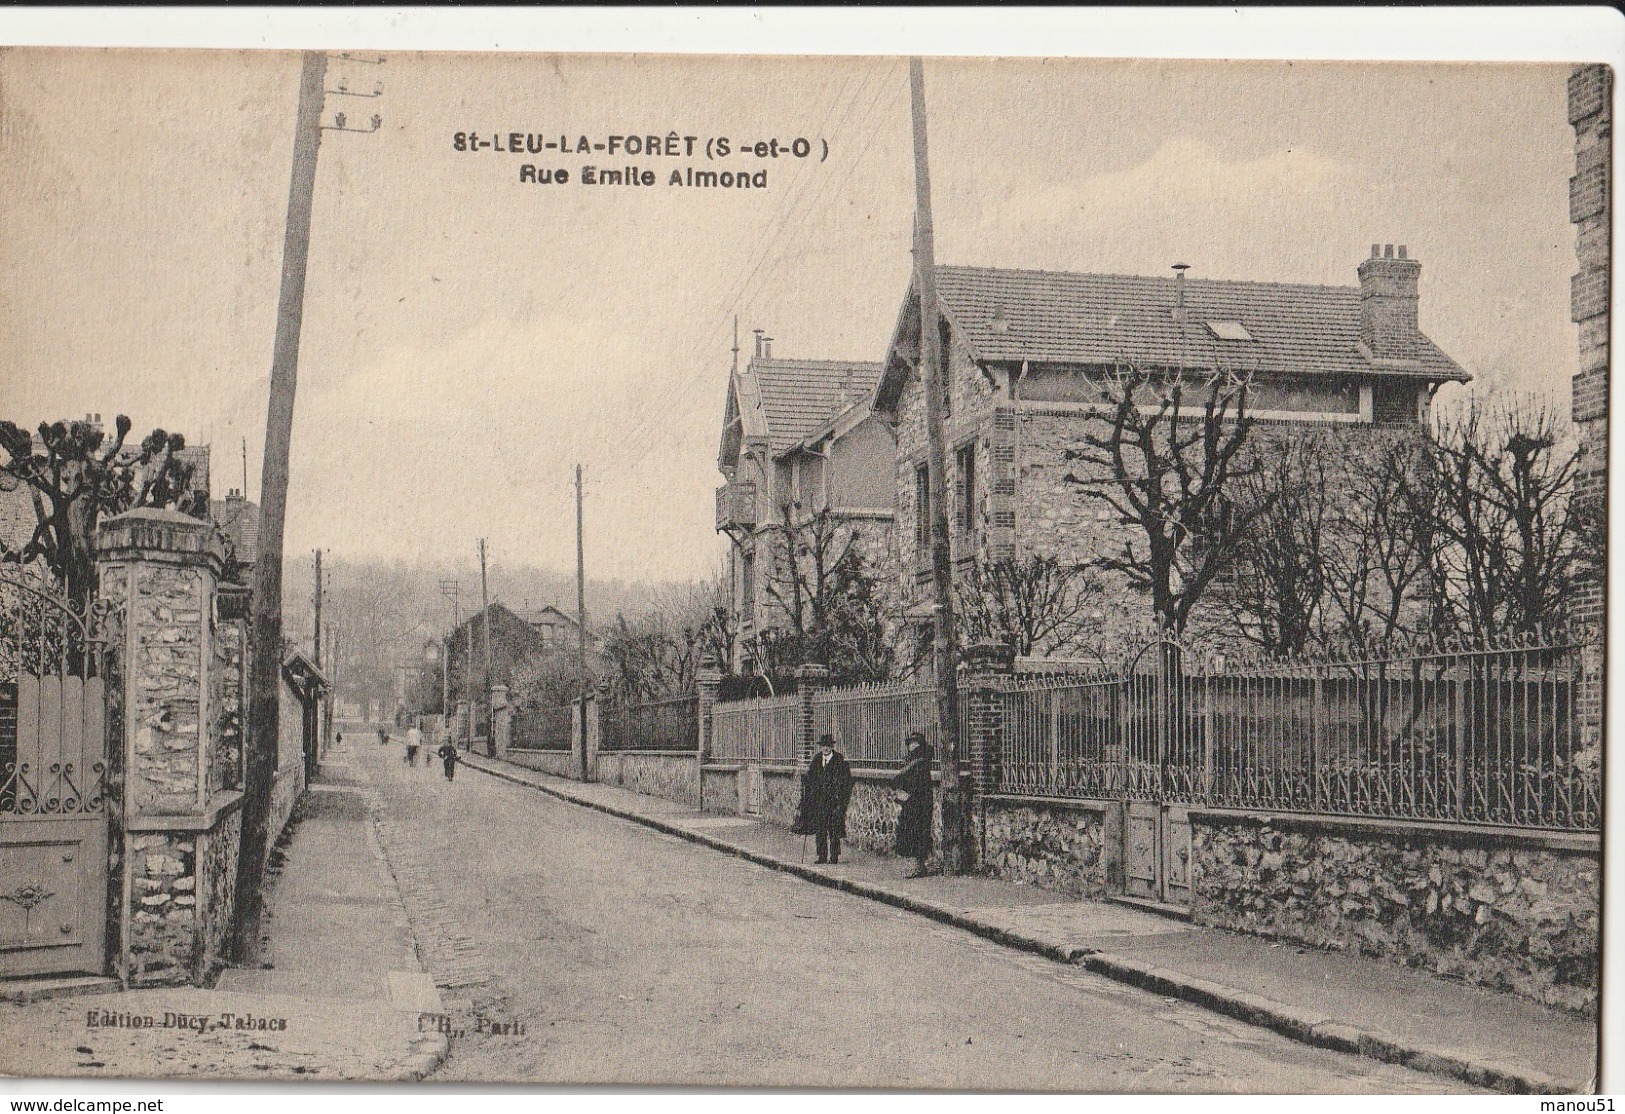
479 537 492 755
439 578 459 736
909 57 968 874
575 464 590 781
312 548 323 668
465 584 475 749
234 50 330 965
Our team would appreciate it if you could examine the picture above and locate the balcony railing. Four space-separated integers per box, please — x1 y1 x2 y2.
715 481 758 532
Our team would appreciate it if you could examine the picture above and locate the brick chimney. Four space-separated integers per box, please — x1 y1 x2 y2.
1357 243 1421 360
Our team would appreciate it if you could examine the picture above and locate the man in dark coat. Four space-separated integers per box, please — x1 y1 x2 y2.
436 739 458 781
797 734 853 864
891 732 934 877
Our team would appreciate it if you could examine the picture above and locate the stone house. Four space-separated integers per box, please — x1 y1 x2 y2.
715 334 898 676
440 601 599 711
872 247 1470 656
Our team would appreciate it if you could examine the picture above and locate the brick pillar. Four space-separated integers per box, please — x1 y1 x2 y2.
1569 63 1610 636
96 507 233 988
696 656 722 809
1569 64 1609 770
988 405 1018 561
959 641 1014 868
491 684 512 760
795 664 830 766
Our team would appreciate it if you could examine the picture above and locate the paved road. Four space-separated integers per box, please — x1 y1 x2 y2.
357 741 1473 1092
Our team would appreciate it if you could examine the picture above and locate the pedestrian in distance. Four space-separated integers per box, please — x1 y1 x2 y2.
405 723 422 767
377 726 387 748
794 734 853 865
891 731 935 878
437 738 458 781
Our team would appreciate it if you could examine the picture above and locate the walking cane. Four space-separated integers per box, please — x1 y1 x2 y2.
801 832 808 864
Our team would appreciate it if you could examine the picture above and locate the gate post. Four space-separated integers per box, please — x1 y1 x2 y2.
696 655 722 809
96 508 233 988
960 641 1014 869
794 664 830 767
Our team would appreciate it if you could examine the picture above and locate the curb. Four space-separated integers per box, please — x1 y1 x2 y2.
354 775 453 1082
464 755 1572 1096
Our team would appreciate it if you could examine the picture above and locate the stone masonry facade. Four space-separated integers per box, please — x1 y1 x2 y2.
94 508 302 989
890 336 1434 658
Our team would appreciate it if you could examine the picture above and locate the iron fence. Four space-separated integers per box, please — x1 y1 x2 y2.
600 693 699 752
997 639 1600 832
511 704 574 751
813 681 964 767
711 693 799 763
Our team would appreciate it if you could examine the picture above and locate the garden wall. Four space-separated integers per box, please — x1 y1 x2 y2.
1189 812 1601 1014
596 751 699 808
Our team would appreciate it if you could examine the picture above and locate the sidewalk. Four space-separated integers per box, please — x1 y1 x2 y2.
0 739 448 1083
463 751 1597 1095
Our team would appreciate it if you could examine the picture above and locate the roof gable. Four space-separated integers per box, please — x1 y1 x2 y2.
747 357 883 457
878 263 1469 414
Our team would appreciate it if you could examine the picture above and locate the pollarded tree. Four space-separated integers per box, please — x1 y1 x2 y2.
1062 363 1258 635
1221 436 1330 656
956 553 1103 657
0 415 205 605
1429 401 1584 640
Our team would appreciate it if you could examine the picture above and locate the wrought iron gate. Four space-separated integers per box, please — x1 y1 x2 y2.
1120 636 1195 907
0 567 111 979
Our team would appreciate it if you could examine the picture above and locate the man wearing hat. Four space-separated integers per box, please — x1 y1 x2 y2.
891 731 935 877
797 734 854 865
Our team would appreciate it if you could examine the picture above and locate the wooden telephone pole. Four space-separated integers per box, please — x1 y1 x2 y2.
575 464 590 781
479 537 492 754
909 57 969 873
312 548 323 667
234 50 329 964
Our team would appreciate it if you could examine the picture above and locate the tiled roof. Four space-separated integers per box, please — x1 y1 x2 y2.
749 358 883 456
211 496 261 566
934 265 1468 382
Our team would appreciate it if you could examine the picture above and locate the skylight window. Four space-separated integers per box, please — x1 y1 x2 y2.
1206 320 1255 342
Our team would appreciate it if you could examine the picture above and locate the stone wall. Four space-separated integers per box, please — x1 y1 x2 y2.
1190 814 1601 1014
761 766 946 862
597 751 698 807
699 765 739 813
269 680 308 856
126 831 200 986
209 616 245 795
981 798 1114 897
126 564 207 814
507 748 580 778
199 808 241 978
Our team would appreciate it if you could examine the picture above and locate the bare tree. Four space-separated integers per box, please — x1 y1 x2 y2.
1221 436 1330 656
1430 401 1583 640
753 506 896 685
1063 363 1257 634
1226 433 1438 657
1319 437 1441 653
956 554 1103 657
0 416 204 605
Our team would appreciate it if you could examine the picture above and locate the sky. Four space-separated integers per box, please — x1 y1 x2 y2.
0 49 1582 584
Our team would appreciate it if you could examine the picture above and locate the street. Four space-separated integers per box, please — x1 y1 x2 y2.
357 742 1472 1091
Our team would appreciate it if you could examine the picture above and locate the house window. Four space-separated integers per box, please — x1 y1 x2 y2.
740 550 756 626
939 317 954 417
914 463 932 562
955 441 977 542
